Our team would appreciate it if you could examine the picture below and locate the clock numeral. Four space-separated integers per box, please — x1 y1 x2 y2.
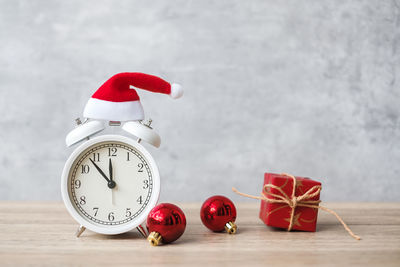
93 207 99 217
79 196 86 205
81 165 90 174
74 179 81 189
92 153 100 162
137 195 143 205
125 208 132 217
127 152 130 161
108 147 117 157
143 180 149 189
138 163 144 172
108 212 115 221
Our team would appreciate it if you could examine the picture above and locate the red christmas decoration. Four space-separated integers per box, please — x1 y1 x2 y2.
232 173 361 240
147 203 186 246
200 195 237 234
258 173 321 232
83 72 183 122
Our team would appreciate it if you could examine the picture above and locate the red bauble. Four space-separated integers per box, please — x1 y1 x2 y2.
200 195 237 234
147 203 186 246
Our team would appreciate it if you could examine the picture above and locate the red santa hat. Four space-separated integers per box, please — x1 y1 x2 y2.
83 72 183 121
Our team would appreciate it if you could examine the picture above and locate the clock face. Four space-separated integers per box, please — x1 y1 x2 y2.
67 140 154 227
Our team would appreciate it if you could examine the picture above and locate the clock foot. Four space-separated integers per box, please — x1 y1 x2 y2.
75 225 86 237
136 222 149 238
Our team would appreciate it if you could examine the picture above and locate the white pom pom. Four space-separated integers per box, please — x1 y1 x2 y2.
170 83 183 99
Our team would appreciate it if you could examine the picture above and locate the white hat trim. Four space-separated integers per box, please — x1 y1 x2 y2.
170 83 183 99
83 98 145 122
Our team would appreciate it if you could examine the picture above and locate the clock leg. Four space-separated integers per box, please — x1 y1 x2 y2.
75 225 86 237
136 222 149 238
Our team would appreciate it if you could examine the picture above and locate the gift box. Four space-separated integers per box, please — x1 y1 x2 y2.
259 173 322 232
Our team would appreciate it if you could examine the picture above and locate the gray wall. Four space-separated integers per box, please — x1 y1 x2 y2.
0 0 399 202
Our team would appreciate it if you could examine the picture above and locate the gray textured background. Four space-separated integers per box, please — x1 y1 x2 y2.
0 0 399 202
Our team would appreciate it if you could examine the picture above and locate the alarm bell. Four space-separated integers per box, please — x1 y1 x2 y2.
65 119 105 147
122 120 161 148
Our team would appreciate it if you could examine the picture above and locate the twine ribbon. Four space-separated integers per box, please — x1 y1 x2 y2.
232 173 361 240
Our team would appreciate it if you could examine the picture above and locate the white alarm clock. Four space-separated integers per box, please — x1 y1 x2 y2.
61 72 183 237
61 120 162 237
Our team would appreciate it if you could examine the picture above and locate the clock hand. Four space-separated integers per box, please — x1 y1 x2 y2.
109 158 113 182
109 158 115 206
89 158 116 189
89 158 110 182
109 158 117 191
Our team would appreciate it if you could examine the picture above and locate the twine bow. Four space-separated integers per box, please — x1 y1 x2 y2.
232 173 361 240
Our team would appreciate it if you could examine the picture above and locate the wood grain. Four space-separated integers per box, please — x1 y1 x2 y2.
0 202 399 266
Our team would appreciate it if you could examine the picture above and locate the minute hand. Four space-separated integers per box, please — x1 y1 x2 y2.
89 158 111 183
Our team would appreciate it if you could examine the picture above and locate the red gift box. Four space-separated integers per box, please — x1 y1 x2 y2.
259 173 322 232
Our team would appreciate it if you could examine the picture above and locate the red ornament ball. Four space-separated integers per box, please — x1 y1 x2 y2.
147 203 186 245
200 195 237 234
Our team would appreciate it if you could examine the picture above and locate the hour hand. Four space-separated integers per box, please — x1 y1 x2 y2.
89 158 116 189
109 158 113 182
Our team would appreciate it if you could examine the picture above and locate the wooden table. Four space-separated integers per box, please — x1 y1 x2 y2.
0 202 399 266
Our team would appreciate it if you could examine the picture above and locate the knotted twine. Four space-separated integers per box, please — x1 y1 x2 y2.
232 173 361 240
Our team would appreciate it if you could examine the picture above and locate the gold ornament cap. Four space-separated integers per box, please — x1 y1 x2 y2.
148 231 162 246
225 221 237 234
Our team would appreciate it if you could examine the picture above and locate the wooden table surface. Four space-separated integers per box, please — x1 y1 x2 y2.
0 202 399 266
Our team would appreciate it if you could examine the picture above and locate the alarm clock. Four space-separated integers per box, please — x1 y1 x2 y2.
61 72 183 237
